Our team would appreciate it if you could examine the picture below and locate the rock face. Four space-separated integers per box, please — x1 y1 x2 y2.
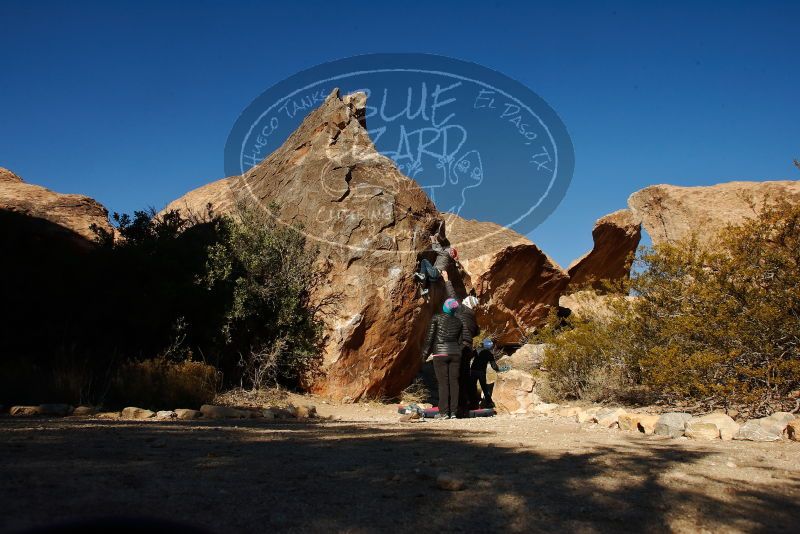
567 209 641 291
628 180 800 246
163 90 439 400
0 167 113 245
442 214 570 345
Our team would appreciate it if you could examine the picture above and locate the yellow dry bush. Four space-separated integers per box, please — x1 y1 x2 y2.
542 198 800 416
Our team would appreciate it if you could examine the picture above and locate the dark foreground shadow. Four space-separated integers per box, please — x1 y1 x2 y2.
0 418 798 533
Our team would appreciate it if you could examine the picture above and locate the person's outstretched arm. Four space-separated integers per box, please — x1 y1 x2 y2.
422 316 438 361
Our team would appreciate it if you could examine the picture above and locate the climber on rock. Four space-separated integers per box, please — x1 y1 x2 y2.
414 231 458 296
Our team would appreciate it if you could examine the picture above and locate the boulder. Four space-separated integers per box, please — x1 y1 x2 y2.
786 419 800 441
175 409 202 420
121 407 155 420
492 370 540 415
654 412 692 438
685 421 720 440
199 404 249 419
733 417 786 442
37 404 73 416
442 214 569 345
567 209 641 292
575 406 602 424
0 167 114 245
71 406 97 416
499 344 547 371
592 407 626 428
619 413 647 432
155 410 177 420
628 181 800 247
9 405 40 416
162 90 441 400
763 412 796 431
695 413 740 441
635 415 661 434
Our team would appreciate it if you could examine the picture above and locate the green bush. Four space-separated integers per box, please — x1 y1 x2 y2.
542 199 800 416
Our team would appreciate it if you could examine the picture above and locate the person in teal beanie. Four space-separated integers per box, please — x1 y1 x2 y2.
421 298 464 418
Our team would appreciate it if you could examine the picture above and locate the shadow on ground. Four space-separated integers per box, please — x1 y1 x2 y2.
1 418 798 533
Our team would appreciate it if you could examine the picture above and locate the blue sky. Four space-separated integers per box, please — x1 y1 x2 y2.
1 0 798 267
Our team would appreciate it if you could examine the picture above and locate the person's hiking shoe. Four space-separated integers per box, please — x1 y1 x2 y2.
433 413 449 420
419 288 429 296
413 272 425 281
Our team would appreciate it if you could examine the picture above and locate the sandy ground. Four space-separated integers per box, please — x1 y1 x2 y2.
1 398 799 534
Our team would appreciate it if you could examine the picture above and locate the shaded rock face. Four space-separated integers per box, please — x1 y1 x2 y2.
628 180 800 246
163 90 439 400
0 167 113 245
442 214 569 345
567 209 641 291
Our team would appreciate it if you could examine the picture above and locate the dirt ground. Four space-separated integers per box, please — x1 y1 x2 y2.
1 398 799 534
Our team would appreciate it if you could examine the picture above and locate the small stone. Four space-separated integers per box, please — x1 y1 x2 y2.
38 404 73 416
10 406 41 416
725 461 737 468
654 412 692 438
174 409 202 420
532 403 559 414
436 474 465 491
72 406 97 416
556 406 581 418
685 421 720 440
121 407 155 419
696 413 740 441
155 410 177 420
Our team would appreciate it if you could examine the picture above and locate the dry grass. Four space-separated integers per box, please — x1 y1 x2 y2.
212 387 290 410
108 358 220 410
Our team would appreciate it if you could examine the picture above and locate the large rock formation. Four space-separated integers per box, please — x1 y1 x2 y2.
0 167 113 245
566 209 641 291
163 90 442 400
442 214 570 345
628 180 800 246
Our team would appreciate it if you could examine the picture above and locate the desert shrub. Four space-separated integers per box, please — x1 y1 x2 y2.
536 304 642 403
205 202 324 388
541 199 800 416
0 200 323 406
107 358 220 410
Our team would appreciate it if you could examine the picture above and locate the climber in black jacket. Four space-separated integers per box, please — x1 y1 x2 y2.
421 298 464 418
455 295 480 415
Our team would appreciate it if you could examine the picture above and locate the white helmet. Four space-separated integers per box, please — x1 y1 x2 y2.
461 295 479 309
